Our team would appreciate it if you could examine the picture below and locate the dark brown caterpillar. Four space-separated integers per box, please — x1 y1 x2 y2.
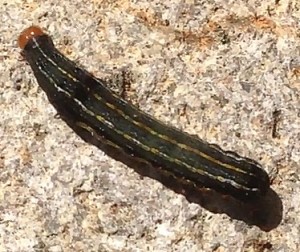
18 26 270 201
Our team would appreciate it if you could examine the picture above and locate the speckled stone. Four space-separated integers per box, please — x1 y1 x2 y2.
0 0 299 251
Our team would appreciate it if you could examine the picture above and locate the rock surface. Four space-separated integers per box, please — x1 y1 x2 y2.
0 0 299 251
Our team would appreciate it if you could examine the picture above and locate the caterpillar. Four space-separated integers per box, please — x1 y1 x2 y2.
18 26 270 201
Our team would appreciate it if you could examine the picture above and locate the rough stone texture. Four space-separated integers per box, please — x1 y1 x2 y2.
0 0 299 251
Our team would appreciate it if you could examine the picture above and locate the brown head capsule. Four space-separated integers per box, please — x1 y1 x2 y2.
18 26 45 50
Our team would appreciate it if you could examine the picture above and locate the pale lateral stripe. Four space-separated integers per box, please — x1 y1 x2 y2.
32 38 256 192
